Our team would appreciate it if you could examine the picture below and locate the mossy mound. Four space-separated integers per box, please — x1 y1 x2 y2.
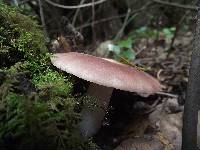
0 71 81 150
0 4 98 150
0 4 47 68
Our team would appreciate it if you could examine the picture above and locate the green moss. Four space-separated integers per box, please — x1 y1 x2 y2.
0 75 83 150
0 4 99 150
0 3 47 68
32 70 73 96
0 70 97 150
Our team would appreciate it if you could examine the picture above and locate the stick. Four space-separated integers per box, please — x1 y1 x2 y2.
44 0 107 9
152 0 197 10
38 0 49 41
72 0 86 26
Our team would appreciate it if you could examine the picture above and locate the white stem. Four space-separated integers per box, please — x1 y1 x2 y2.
79 83 113 137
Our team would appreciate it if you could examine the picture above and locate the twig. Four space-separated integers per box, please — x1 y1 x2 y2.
67 22 84 42
76 14 127 30
156 91 178 98
168 0 197 56
135 46 146 57
76 1 153 30
169 11 190 50
114 8 131 40
44 0 108 9
38 0 49 41
115 2 152 40
72 0 86 26
169 0 197 49
152 0 197 10
92 0 96 42
127 1 153 26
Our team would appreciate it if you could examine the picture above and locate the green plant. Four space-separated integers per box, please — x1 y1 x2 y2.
161 27 175 39
132 26 157 39
109 26 175 62
108 38 135 62
0 72 90 150
0 3 47 69
32 70 73 96
0 4 98 150
129 26 175 40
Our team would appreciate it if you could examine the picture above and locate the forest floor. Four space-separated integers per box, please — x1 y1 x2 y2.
92 31 193 150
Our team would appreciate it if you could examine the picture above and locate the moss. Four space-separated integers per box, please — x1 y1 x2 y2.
0 66 98 150
0 4 99 150
0 74 84 150
32 69 73 97
0 3 47 69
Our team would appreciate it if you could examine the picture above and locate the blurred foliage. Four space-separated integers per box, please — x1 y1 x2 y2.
108 38 135 62
129 26 175 40
162 27 176 39
108 26 175 62
132 26 157 39
0 4 98 150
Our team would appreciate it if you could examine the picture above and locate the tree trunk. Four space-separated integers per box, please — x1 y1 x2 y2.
182 1 200 150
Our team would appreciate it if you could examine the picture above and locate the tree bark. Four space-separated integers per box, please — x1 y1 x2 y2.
182 1 200 150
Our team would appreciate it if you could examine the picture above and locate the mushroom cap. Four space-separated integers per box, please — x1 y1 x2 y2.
51 52 162 95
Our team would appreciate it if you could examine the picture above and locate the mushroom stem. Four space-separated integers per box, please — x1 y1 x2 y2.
79 83 113 137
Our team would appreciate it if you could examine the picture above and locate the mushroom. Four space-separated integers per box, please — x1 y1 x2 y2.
51 52 162 137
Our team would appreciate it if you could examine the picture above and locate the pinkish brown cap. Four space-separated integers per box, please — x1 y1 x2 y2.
51 52 162 95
